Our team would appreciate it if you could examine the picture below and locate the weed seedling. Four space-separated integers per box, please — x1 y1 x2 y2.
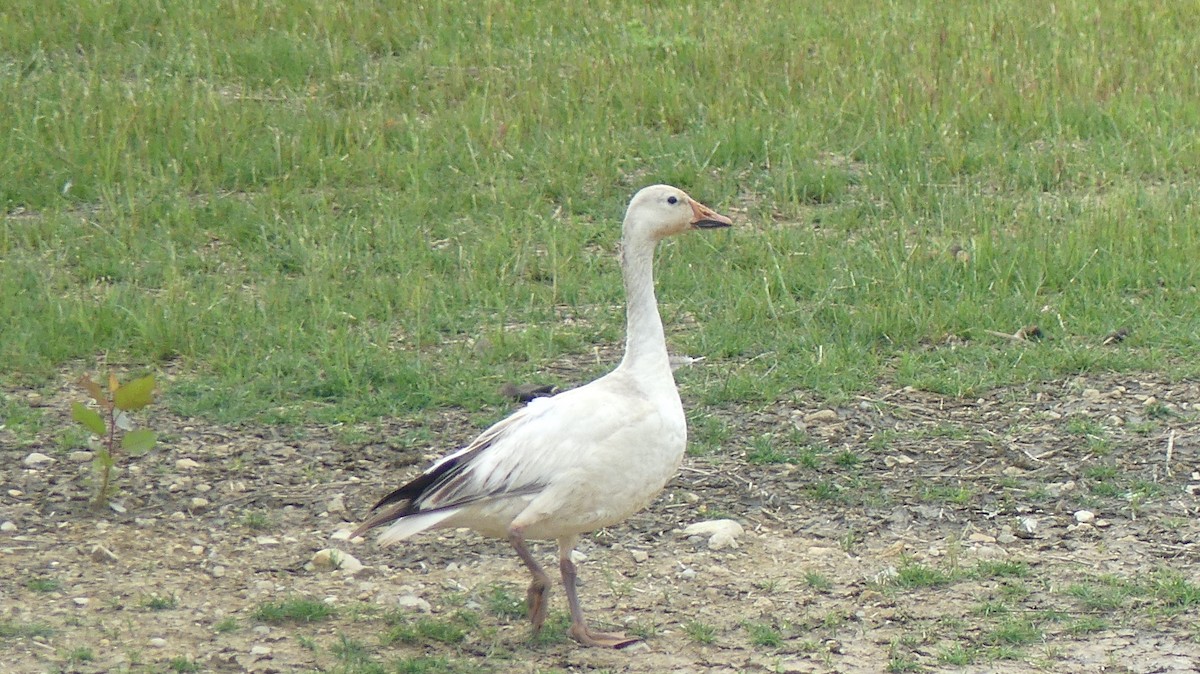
253 598 335 624
71 373 158 508
684 620 717 644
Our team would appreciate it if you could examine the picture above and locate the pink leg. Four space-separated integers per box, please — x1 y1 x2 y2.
558 537 640 649
508 528 551 635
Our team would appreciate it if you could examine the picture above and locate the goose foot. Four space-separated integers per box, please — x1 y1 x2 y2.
569 623 641 649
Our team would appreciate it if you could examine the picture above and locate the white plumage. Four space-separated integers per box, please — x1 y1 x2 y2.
354 184 732 647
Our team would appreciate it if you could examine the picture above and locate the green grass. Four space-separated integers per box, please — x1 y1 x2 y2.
893 560 956 589
0 620 54 640
253 597 336 624
168 656 201 673
25 577 62 593
684 620 717 645
744 621 784 647
142 594 178 611
2 0 1199 424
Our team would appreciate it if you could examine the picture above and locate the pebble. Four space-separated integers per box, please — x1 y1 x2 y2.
326 495 347 517
1074 510 1096 524
395 594 432 613
73 597 90 607
255 536 280 546
69 451 94 462
804 409 840 424
189 497 210 512
677 567 697 580
7 490 22 498
1045 481 1076 497
630 550 649 563
967 532 996 544
1018 517 1038 536
91 545 120 564
309 548 365 574
211 565 227 578
682 519 744 550
250 645 272 656
23 452 55 467
149 637 167 648
1 521 16 532
570 550 587 563
175 458 201 470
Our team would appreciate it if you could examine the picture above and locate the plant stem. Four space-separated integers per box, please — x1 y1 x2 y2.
92 405 116 509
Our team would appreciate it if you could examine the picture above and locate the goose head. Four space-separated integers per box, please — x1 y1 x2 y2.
622 184 732 243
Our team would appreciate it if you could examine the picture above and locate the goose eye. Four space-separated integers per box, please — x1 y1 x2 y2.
667 196 678 205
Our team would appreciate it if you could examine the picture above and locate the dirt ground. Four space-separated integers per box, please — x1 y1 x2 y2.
3 370 1199 673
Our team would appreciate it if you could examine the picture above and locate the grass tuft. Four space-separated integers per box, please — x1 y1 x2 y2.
253 598 335 624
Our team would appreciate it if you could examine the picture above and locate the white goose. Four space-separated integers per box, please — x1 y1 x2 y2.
354 185 732 648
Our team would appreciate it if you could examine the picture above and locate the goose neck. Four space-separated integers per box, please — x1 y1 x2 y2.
617 236 671 375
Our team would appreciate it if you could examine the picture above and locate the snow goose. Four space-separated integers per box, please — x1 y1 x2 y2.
353 185 732 648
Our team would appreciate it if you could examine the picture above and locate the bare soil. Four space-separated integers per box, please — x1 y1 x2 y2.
3 371 1199 673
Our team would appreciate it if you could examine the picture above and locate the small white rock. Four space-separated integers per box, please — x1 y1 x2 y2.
395 594 432 613
1074 510 1096 524
250 645 272 656
570 550 587 564
91 545 120 564
0 521 16 532
326 494 347 516
175 458 201 470
1019 517 1038 534
682 519 744 550
23 452 55 466
677 567 697 580
73 597 90 607
189 497 210 512
310 548 364 574
69 451 94 462
255 536 280 546
148 637 167 648
211 565 226 578
630 550 649 563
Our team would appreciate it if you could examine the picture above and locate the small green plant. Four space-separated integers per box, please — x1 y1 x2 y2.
71 373 158 508
66 646 95 662
1067 616 1109 634
684 620 716 644
385 616 470 645
0 620 54 639
938 643 975 665
143 594 178 610
25 578 61 593
484 583 526 619
974 561 1030 579
985 617 1041 646
804 571 832 591
894 560 954 588
832 450 863 468
239 510 275 530
168 656 200 673
253 598 335 624
744 621 783 647
213 617 239 633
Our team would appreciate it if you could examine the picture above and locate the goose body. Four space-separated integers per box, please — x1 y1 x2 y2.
354 184 731 647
